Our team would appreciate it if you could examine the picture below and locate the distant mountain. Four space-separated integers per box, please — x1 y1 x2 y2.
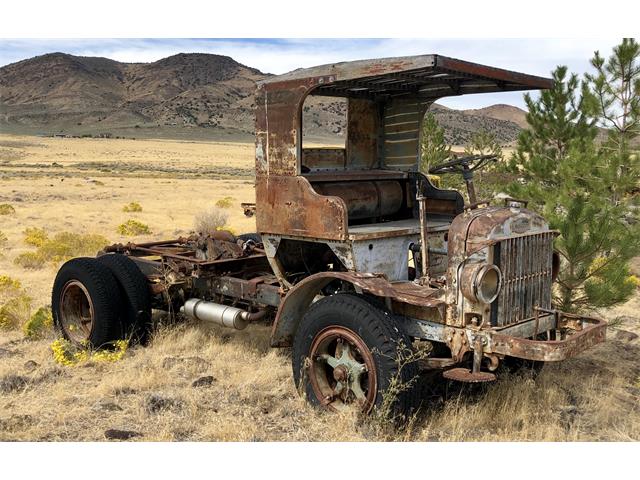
463 104 528 129
0 52 528 144
431 104 524 145
0 52 262 136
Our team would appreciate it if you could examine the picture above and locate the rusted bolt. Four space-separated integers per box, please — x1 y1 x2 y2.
333 365 349 382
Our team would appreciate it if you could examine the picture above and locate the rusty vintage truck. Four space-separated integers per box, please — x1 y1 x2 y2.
51 54 606 416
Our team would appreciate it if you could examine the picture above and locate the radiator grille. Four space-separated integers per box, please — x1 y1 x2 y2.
491 232 554 327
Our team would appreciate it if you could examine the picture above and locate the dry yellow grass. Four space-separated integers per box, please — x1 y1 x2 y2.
0 134 257 306
0 133 638 441
1 319 638 441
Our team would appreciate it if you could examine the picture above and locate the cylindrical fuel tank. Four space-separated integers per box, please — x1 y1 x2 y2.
313 180 403 220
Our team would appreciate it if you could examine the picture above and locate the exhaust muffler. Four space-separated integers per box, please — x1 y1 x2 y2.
180 298 265 330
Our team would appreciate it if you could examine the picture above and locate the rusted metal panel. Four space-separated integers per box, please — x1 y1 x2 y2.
313 180 403 221
435 56 553 91
301 148 345 170
254 84 269 176
255 76 333 178
262 86 303 177
255 175 348 241
494 312 556 338
490 316 607 361
270 271 445 347
260 55 437 86
351 236 415 281
260 55 553 97
347 219 421 240
347 98 379 169
383 97 432 171
304 169 407 182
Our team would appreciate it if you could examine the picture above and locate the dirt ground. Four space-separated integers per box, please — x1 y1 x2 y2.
1 134 638 441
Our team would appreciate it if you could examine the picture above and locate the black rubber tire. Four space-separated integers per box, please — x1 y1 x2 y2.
97 254 152 344
292 293 420 420
52 257 123 348
237 232 262 243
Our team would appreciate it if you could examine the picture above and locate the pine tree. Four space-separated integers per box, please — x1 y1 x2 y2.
464 129 503 159
586 38 640 203
508 49 640 313
420 111 450 173
463 129 506 201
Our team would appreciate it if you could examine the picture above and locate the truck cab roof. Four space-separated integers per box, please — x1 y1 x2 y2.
259 54 553 98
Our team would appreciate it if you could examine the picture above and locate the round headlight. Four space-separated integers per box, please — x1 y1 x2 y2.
461 263 502 304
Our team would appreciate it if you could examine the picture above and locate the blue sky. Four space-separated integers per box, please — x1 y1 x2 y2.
0 38 620 109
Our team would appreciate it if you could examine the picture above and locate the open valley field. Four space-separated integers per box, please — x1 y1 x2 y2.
0 134 639 441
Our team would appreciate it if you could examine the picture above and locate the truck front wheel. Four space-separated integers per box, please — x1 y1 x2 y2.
292 294 419 419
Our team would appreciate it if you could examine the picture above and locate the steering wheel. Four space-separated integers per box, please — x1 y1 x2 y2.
428 154 498 176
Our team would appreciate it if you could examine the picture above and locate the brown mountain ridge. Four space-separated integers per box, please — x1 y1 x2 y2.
0 52 528 144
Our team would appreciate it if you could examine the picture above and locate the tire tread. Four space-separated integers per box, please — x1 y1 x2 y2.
293 293 420 418
52 257 123 347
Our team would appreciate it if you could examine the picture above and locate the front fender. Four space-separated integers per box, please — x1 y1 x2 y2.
270 272 396 347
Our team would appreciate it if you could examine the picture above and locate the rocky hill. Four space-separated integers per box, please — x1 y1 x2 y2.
430 104 523 145
0 52 262 137
0 52 528 144
462 103 528 129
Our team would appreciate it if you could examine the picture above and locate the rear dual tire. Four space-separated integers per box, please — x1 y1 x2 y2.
52 257 123 348
52 255 151 348
97 254 152 344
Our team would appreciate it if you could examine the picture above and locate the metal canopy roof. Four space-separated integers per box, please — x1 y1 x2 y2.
260 54 553 99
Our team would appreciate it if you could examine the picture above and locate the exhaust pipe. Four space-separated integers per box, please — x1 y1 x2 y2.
180 298 265 330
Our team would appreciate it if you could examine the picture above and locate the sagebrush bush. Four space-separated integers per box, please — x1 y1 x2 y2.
0 275 23 304
215 196 234 209
0 297 31 330
122 201 143 212
0 203 15 215
117 219 151 236
14 251 46 269
0 276 32 331
23 227 48 247
23 306 53 338
14 231 109 269
194 207 228 234
39 232 109 262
